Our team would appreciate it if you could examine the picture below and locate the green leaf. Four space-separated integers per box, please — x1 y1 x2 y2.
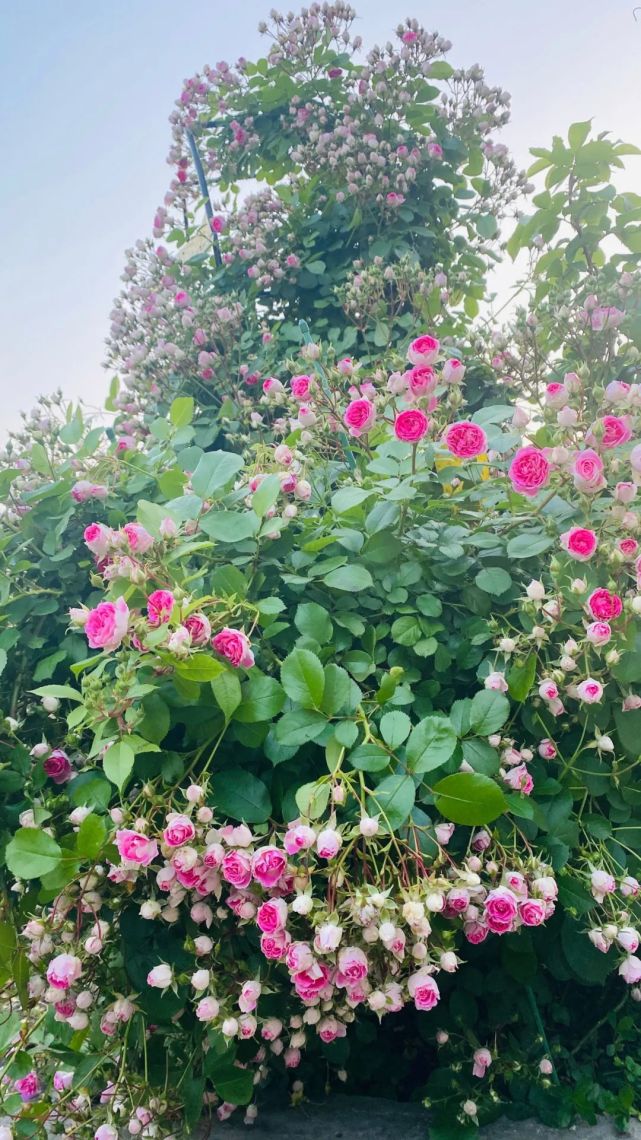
507 654 537 702
476 214 498 239
170 396 194 427
295 602 333 643
251 473 282 518
76 814 107 859
433 772 507 825
295 781 330 819
211 671 242 720
175 654 225 682
331 486 375 514
31 684 81 702
474 567 512 595
506 532 554 559
306 259 326 274
211 770 271 823
568 120 592 149
208 1062 254 1106
68 770 112 811
321 664 357 717
470 689 510 735
199 510 259 542
281 648 325 709
367 774 415 831
348 743 391 773
234 675 286 723
103 740 135 791
379 711 411 750
5 829 62 880
461 738 500 775
275 708 327 746
557 874 597 916
406 715 457 774
191 450 244 498
323 564 373 591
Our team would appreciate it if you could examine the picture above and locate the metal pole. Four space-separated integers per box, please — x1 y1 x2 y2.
186 129 222 267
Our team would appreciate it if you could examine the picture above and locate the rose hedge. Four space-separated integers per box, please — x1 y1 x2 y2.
1 7 641 1139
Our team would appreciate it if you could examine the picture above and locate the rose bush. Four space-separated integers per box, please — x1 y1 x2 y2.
1 7 641 1139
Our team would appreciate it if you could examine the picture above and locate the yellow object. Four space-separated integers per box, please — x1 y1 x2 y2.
435 453 490 494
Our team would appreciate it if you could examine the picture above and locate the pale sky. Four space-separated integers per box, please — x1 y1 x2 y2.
1 1 640 436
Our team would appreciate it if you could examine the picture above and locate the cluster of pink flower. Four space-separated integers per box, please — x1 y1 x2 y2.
9 785 560 1133
66 520 255 668
586 869 641 987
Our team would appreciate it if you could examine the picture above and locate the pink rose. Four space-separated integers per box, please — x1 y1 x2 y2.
252 845 287 888
184 612 211 646
283 823 316 854
572 449 606 494
619 955 641 984
212 627 254 668
43 749 73 785
115 829 158 866
544 382 568 409
71 480 108 502
394 408 429 443
85 596 129 652
586 621 611 646
256 898 288 934
465 922 489 944
615 482 636 503
15 1072 41 1102
588 415 632 450
84 523 113 558
239 980 262 1013
589 306 624 331
221 850 252 888
343 398 376 438
290 375 312 400
576 678 603 704
163 814 196 848
590 869 616 900
472 1047 492 1077
196 996 220 1021
618 537 639 558
559 527 597 561
503 763 534 795
260 929 291 961
316 828 342 859
407 334 439 366
406 365 437 397
47 953 82 990
122 522 154 554
427 141 443 159
147 589 174 627
508 447 550 497
443 421 488 460
336 947 369 989
518 898 547 927
483 886 518 934
442 358 465 384
318 1016 346 1043
538 739 557 760
147 963 173 988
587 588 622 621
408 969 440 1010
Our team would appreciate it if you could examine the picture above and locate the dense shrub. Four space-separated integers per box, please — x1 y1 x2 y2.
1 8 641 1140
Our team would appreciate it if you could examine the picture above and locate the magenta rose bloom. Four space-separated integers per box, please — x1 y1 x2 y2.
15 1071 41 1103
519 898 547 927
221 850 253 889
343 398 376 438
212 627 254 668
46 953 82 989
184 612 211 646
394 408 430 443
147 589 175 627
508 447 550 497
407 333 439 366
559 527 597 561
123 522 154 553
408 969 440 1010
588 414 632 450
406 365 437 397
163 814 196 848
290 375 312 400
572 448 605 493
43 749 73 785
252 845 287 888
483 886 518 934
587 588 623 621
443 421 488 460
115 829 159 866
85 596 129 652
256 898 288 934
84 522 112 558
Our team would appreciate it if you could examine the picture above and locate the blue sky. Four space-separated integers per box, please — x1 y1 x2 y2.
1 1 640 434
